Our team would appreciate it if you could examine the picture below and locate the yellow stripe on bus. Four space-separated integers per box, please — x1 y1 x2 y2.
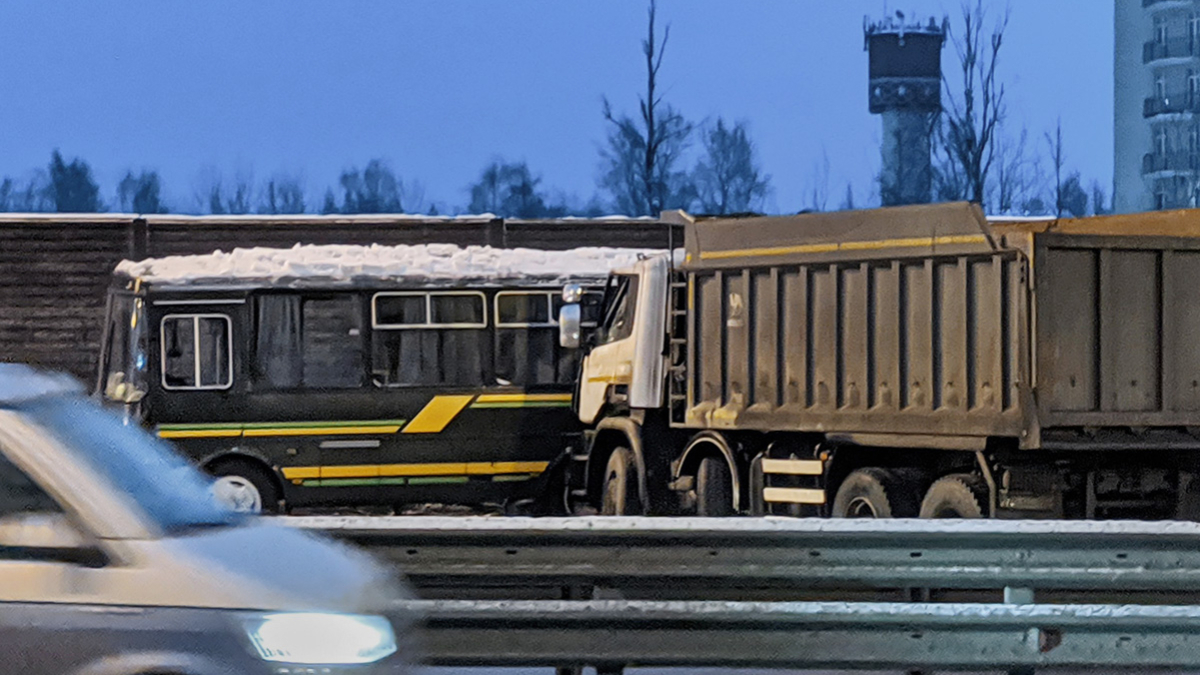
379 462 467 477
401 395 475 433
158 429 242 439
281 461 550 481
474 393 572 403
699 234 989 261
467 461 550 475
243 425 402 437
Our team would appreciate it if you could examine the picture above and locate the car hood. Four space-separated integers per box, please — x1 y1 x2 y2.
139 521 412 614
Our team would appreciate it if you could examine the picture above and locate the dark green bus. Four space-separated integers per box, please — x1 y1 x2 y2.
95 244 635 514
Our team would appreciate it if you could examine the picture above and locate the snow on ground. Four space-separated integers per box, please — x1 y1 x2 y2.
116 243 664 285
284 515 1200 536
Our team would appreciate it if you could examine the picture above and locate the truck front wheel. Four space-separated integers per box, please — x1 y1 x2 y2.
601 447 642 515
831 468 920 518
918 473 989 518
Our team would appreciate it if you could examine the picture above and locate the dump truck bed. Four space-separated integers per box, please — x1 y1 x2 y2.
678 202 1200 451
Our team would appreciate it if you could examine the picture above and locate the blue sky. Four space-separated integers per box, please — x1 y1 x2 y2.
0 1 1112 214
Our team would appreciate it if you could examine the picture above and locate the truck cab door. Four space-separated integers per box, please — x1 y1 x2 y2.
578 273 640 424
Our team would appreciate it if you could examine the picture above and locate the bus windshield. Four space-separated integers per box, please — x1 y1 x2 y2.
98 292 149 405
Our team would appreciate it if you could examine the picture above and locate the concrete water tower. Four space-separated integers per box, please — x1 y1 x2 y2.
864 12 947 206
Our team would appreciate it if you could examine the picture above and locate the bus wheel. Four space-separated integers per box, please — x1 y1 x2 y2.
831 468 920 518
601 447 642 515
695 456 735 516
208 459 281 515
919 473 988 519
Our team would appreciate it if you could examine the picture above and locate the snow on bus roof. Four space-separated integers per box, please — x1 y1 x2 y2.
115 243 659 286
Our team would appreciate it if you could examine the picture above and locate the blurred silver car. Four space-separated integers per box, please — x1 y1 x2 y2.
0 363 415 674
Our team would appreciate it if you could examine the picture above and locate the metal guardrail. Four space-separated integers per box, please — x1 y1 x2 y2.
405 599 1200 670
291 516 1200 671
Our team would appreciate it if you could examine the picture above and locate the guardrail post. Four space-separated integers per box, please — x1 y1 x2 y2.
556 584 595 675
1004 586 1036 675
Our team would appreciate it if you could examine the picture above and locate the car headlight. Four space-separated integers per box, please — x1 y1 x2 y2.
244 612 397 664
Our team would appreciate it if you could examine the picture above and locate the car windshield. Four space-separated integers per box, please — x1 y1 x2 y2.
17 396 241 534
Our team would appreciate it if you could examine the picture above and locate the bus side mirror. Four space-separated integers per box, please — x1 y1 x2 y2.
105 371 146 404
559 285 583 349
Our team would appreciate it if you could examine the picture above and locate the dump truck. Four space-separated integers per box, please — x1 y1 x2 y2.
558 202 1200 519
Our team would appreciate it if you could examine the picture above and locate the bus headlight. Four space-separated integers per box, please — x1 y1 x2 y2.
244 612 397 664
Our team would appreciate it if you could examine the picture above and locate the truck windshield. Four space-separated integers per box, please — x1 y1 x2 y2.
18 396 241 534
597 274 637 344
97 292 149 405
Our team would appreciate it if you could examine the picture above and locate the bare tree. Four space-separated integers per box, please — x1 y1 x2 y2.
258 175 306 214
468 159 551 218
118 170 167 214
1046 118 1065 217
989 126 1045 215
937 1 1008 207
693 118 771 214
0 172 53 212
1090 180 1110 216
599 0 694 216
806 149 831 212
194 169 254 214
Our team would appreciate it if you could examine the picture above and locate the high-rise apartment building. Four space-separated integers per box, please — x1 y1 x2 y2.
1115 0 1200 213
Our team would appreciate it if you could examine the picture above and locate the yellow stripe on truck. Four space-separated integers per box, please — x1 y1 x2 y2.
761 458 824 476
700 234 989 261
401 395 475 434
762 487 826 504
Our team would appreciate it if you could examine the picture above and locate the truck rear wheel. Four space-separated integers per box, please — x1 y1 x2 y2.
601 447 642 515
919 473 988 518
831 468 920 518
695 456 735 517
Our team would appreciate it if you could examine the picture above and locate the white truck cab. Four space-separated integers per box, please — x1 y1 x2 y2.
570 254 671 425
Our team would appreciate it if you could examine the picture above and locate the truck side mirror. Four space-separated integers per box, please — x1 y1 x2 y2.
559 304 581 349
559 284 583 349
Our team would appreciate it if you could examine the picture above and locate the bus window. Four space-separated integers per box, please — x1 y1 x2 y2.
253 295 364 389
371 292 488 387
495 292 558 386
161 315 232 390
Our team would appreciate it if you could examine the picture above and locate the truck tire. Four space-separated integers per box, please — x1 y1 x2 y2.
919 473 989 519
601 447 642 515
831 467 920 518
208 458 281 515
695 456 735 517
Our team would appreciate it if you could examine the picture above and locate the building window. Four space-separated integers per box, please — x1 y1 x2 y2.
160 314 232 390
1156 74 1168 99
1156 18 1169 45
1157 126 1170 156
